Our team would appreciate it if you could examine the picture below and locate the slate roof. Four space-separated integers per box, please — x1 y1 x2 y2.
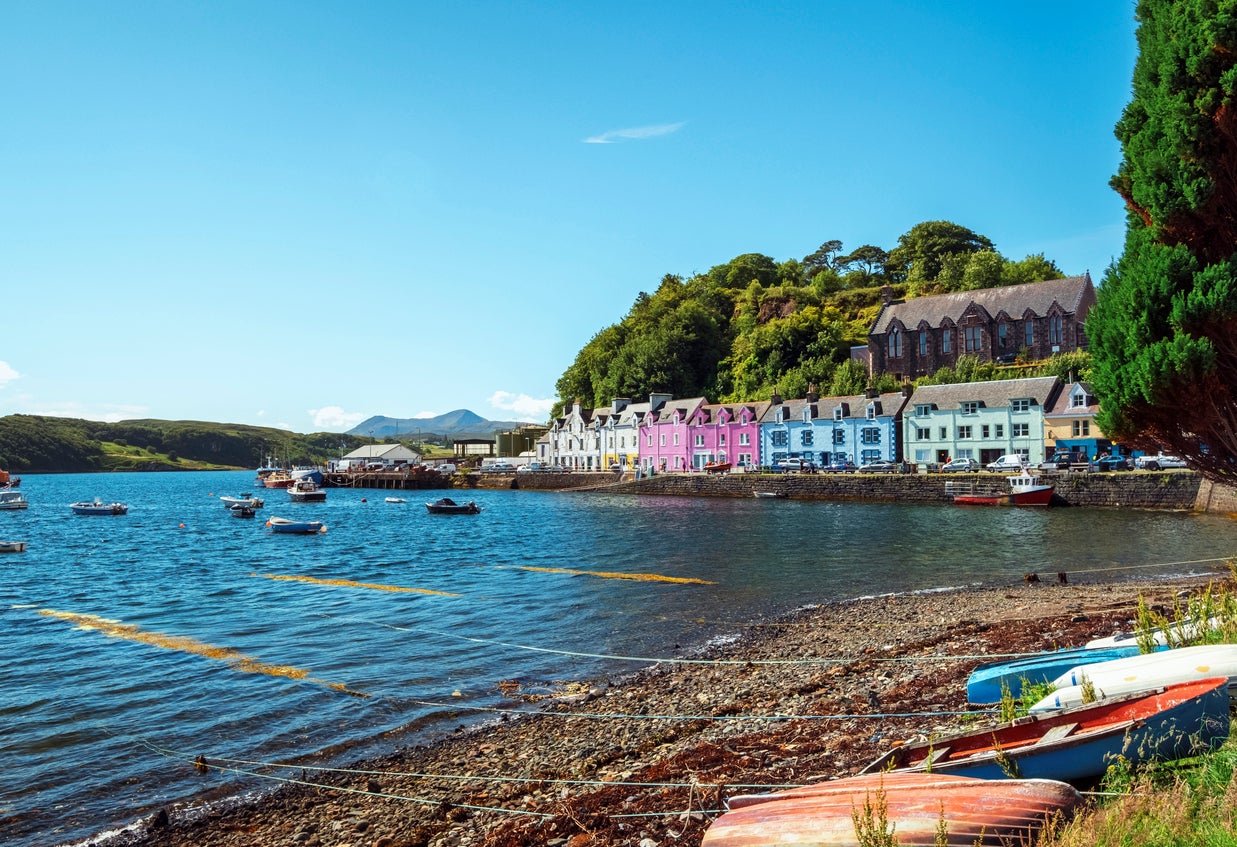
650 396 707 423
907 376 1062 411
870 275 1093 335
760 392 910 423
1045 381 1099 417
692 400 770 424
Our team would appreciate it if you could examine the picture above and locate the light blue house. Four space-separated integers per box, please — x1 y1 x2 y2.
758 387 911 468
902 376 1063 468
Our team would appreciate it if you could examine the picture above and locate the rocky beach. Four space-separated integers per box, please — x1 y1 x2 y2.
108 573 1224 847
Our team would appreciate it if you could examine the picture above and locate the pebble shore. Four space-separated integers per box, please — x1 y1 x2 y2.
117 573 1222 847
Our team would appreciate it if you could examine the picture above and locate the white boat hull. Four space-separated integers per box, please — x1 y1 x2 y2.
1032 644 1237 710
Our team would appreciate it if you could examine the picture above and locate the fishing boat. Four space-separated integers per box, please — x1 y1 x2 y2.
261 470 295 489
0 469 19 487
966 644 1145 704
229 505 257 518
1030 643 1237 711
0 541 27 553
219 494 264 509
703 461 731 474
0 489 29 510
701 771 1082 847
267 516 325 534
70 498 128 516
425 497 480 515
385 497 406 504
863 677 1230 783
287 479 327 502
951 473 1054 506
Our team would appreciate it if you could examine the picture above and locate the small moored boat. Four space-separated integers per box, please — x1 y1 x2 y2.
0 489 29 510
0 541 27 553
70 498 128 516
287 479 327 502
701 771 1081 847
385 497 406 504
267 516 325 534
425 497 480 515
951 473 1054 507
703 461 731 474
220 493 264 509
230 505 257 518
863 677 1231 783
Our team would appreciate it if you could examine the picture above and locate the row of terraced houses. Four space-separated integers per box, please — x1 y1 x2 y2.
537 376 1116 472
538 274 1121 472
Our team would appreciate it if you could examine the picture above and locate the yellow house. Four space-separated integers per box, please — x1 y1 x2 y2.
1043 381 1114 458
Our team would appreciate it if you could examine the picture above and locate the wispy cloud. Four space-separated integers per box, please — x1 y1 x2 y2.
488 391 555 422
584 121 686 144
28 401 147 423
0 361 20 388
308 405 368 432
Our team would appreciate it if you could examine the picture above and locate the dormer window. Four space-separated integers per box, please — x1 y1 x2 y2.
1012 398 1031 413
833 407 844 421
961 401 979 415
803 408 812 423
1070 391 1086 409
865 405 876 420
915 404 931 417
776 407 786 423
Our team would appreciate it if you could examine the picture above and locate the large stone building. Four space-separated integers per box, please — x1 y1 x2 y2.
867 274 1096 380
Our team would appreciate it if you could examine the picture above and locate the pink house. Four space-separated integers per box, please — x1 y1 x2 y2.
639 397 705 473
685 401 770 470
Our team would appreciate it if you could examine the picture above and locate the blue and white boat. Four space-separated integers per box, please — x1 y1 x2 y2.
966 644 1145 704
1031 643 1237 711
267 516 324 534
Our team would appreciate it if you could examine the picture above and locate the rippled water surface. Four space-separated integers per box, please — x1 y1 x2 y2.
3 471 1234 846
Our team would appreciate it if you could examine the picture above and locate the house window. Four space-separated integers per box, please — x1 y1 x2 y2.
776 407 785 423
889 327 903 358
1049 314 1063 344
915 404 932 416
916 427 929 440
942 329 952 353
919 332 928 355
739 432 749 445
647 434 653 447
694 434 704 447
1073 420 1091 437
719 433 726 446
1011 399 1031 412
771 431 788 447
834 407 844 421
961 401 978 415
981 425 990 438
861 449 881 463
998 322 1008 348
1025 321 1034 346
1070 393 1086 408
833 429 845 444
659 434 665 446
939 426 948 439
965 326 983 353
958 425 973 439
673 433 679 445
619 436 625 448
995 424 1004 438
861 428 881 444
1012 423 1029 437
801 430 814 446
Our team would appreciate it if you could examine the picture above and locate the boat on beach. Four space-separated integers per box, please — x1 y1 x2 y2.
1031 643 1237 710
0 540 27 553
951 473 1054 506
267 516 325 534
701 771 1082 847
0 489 29 510
426 497 480 515
70 498 128 516
863 677 1231 782
703 461 731 474
966 643 1146 704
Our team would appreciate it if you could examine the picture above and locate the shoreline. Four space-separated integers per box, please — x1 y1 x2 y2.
99 570 1229 847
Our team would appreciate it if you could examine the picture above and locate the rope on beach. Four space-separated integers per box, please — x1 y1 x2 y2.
1057 556 1232 576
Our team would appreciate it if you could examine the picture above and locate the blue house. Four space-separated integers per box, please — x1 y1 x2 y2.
758 387 911 468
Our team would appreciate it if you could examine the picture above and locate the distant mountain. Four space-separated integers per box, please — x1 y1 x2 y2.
348 410 529 440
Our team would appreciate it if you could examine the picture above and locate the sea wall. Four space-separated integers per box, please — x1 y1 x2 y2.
591 469 1205 510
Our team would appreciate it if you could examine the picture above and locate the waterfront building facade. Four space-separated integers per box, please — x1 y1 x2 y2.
639 396 706 474
546 399 600 471
902 376 1063 467
684 400 770 470
759 387 911 468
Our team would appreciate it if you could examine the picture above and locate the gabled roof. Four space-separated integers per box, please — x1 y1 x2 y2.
870 275 1093 336
650 396 706 423
908 376 1062 411
1045 381 1099 417
759 392 911 423
693 400 770 424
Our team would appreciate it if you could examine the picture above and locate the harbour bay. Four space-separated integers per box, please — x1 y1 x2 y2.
2 470 1234 847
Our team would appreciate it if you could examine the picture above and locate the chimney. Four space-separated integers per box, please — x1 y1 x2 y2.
901 378 913 398
770 387 782 406
866 387 879 399
806 383 819 404
880 284 894 305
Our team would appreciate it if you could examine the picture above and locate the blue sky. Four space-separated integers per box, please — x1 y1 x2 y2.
0 2 1138 432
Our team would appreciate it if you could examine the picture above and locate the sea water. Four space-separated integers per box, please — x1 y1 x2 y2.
2 470 1233 846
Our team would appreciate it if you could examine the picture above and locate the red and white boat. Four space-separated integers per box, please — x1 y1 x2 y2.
952 473 1054 507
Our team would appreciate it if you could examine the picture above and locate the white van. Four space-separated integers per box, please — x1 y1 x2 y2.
985 454 1027 471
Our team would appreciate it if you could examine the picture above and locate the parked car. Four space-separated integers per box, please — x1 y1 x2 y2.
1094 455 1133 472
985 454 1027 472
482 461 517 473
940 457 981 473
776 458 816 473
518 462 566 473
823 460 858 473
858 460 900 473
1135 453 1188 470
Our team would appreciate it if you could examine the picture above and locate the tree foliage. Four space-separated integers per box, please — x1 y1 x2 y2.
1089 0 1237 481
